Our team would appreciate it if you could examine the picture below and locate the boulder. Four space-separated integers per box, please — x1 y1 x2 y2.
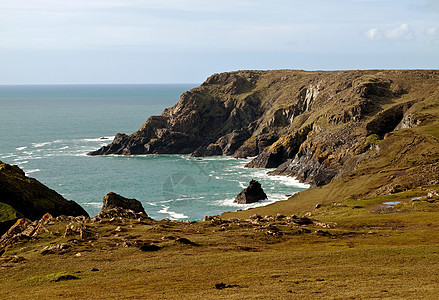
0 161 89 235
234 180 267 204
101 192 146 214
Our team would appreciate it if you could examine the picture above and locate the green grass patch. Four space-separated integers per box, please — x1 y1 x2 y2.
0 202 19 223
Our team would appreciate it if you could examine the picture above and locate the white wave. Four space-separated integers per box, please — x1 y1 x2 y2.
16 146 27 151
82 136 114 142
268 175 311 188
238 181 247 188
159 199 177 204
25 169 40 174
248 169 271 178
244 167 310 189
82 202 102 208
212 197 278 209
158 206 188 219
58 146 69 150
75 153 91 157
193 156 248 162
16 161 28 164
32 142 52 148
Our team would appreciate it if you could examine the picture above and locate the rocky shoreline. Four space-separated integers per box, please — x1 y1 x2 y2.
89 70 439 190
2 70 438 233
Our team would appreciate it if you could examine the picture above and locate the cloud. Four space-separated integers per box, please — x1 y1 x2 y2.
426 27 438 37
365 23 415 42
426 26 439 44
366 28 379 40
422 0 439 14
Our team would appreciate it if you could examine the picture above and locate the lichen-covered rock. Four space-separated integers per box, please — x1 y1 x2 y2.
234 180 267 204
0 214 53 248
63 221 94 240
97 207 148 220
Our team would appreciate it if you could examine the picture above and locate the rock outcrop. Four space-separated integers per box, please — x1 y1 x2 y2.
0 161 89 234
89 70 439 192
234 180 267 204
101 192 146 214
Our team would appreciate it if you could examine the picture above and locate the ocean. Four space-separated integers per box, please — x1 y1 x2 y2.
0 84 309 220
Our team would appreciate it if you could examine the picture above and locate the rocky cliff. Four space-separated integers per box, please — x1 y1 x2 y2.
90 70 439 192
0 161 89 233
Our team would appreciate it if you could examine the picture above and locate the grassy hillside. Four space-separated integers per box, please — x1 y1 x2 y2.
1 69 439 299
2 192 439 299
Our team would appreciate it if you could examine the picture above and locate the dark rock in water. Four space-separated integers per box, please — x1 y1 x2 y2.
234 180 267 204
101 192 146 214
0 160 89 235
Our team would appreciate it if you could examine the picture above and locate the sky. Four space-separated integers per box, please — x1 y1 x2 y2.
0 0 438 84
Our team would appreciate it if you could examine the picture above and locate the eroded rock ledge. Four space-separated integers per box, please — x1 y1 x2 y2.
89 70 439 188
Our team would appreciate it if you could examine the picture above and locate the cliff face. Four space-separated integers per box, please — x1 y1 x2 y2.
90 70 439 191
0 161 89 233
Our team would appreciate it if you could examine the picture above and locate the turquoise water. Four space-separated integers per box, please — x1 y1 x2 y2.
0 84 309 220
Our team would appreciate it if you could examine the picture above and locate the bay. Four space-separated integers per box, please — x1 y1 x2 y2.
0 84 308 220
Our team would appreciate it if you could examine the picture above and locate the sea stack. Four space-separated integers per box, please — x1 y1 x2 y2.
234 179 267 204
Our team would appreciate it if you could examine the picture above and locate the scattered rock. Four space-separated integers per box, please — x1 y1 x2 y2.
234 180 267 204
138 243 160 252
175 237 197 245
114 226 126 233
210 217 224 226
249 214 262 220
315 230 331 236
41 243 72 255
98 207 148 220
54 274 79 282
292 216 313 225
275 213 286 220
0 255 26 264
214 282 239 290
235 246 259 252
0 215 54 248
63 221 94 240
